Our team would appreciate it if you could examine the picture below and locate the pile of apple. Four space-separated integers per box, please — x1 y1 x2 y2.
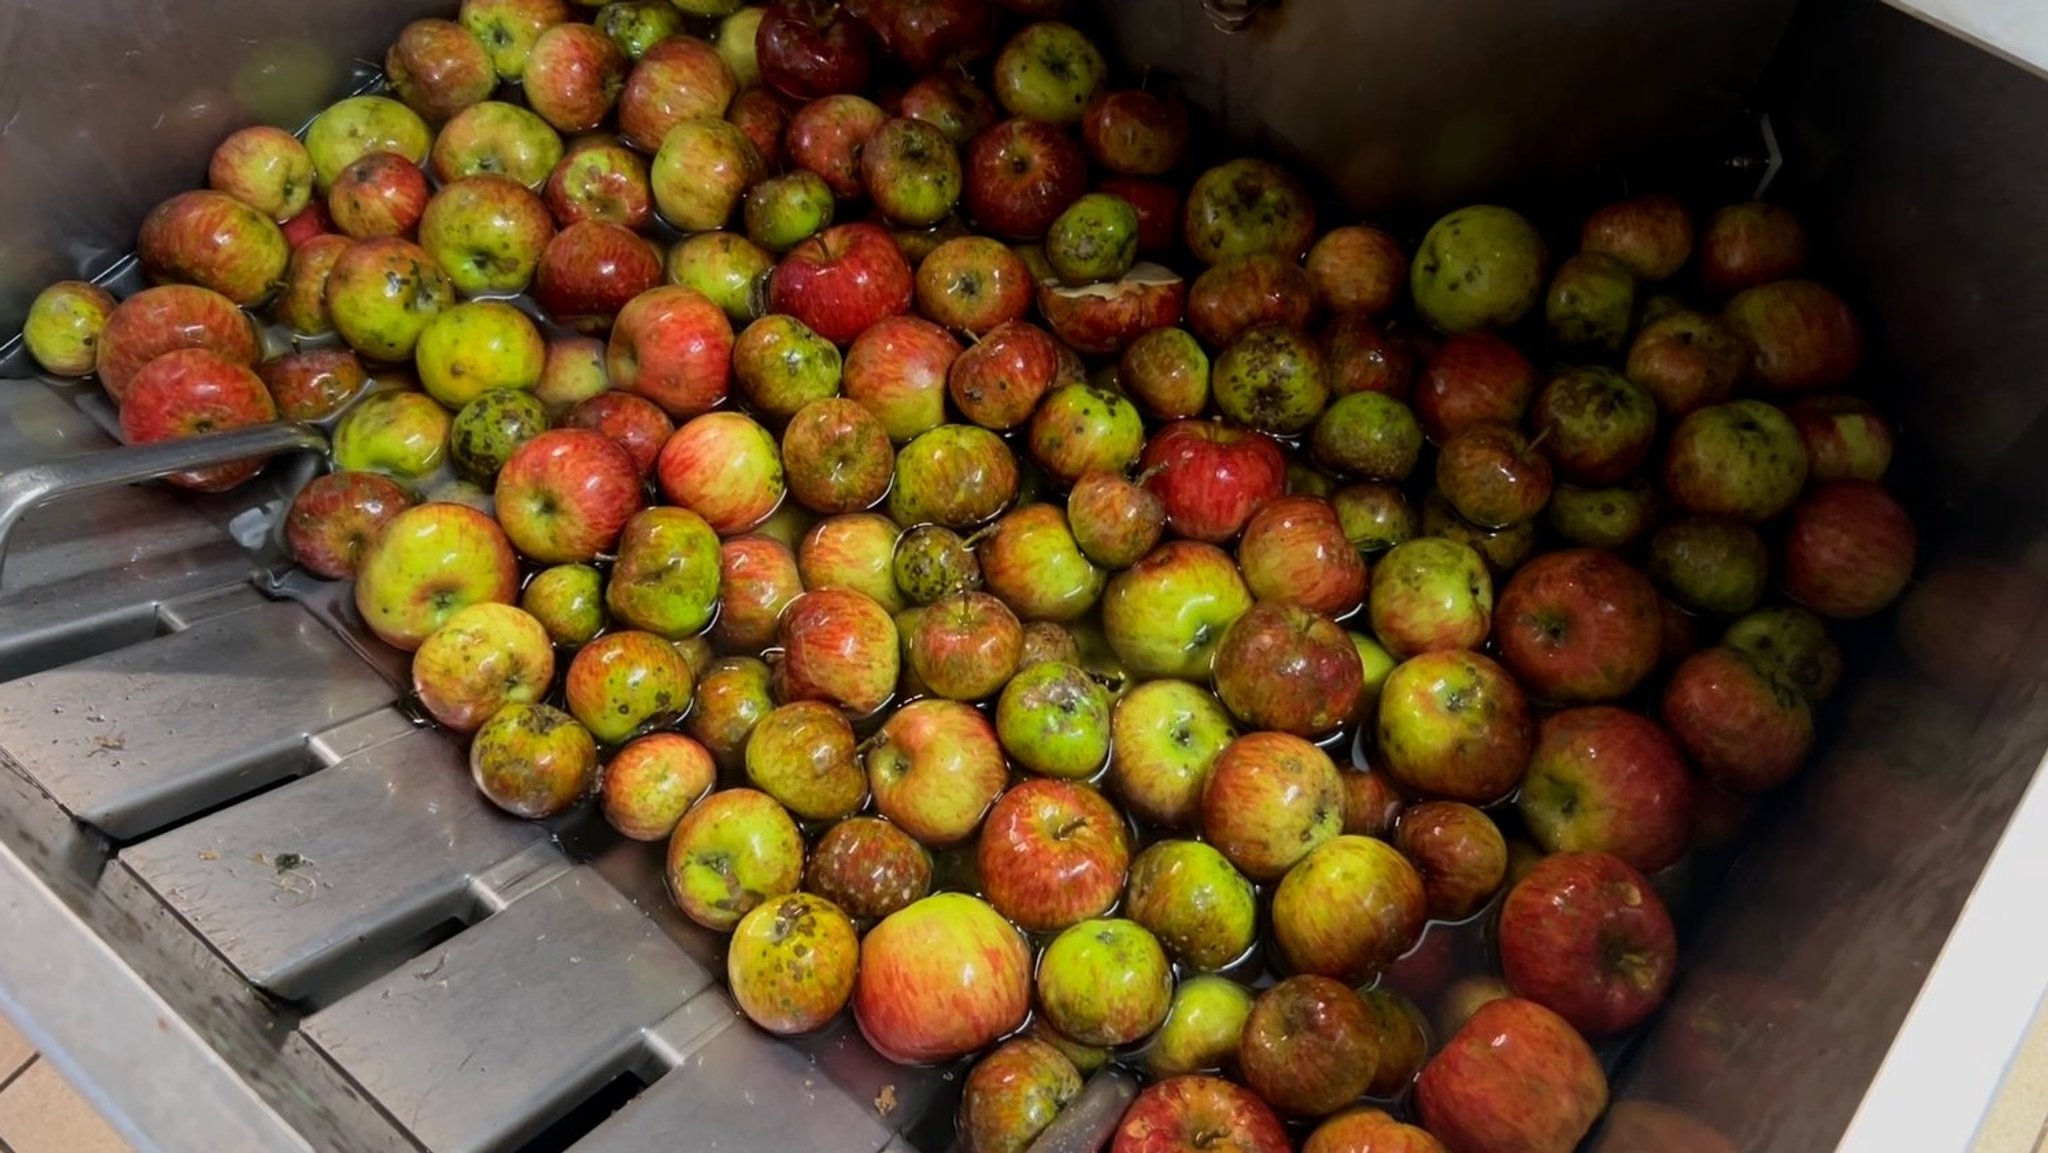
16 0 1918 1147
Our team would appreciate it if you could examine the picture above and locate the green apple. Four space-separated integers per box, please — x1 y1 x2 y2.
1663 399 1809 521
714 7 764 86
1547 479 1661 548
450 388 550 484
652 117 762 232
1035 918 1174 1047
429 102 565 188
325 237 455 362
469 702 598 818
23 280 116 376
1376 650 1533 804
733 314 842 419
667 230 775 324
305 95 432 191
1102 540 1253 680
1312 390 1422 481
1411 204 1547 333
1108 679 1238 828
992 22 1106 125
861 117 962 228
1145 976 1255 1079
354 502 521 650
420 174 558 297
1046 193 1139 285
1270 834 1427 983
1214 324 1330 436
459 0 569 81
1123 839 1257 972
665 787 804 931
1649 516 1769 615
1367 537 1494 657
520 562 607 646
596 0 682 58
332 390 452 481
1350 631 1398 721
1724 606 1843 702
891 524 980 605
416 300 547 408
606 507 722 638
994 660 1112 779
744 170 835 253
565 629 693 744
1546 251 1638 356
744 700 867 821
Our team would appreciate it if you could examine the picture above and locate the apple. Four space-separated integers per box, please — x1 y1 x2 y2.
1304 224 1406 317
459 0 570 80
798 512 903 612
1723 279 1862 391
1210 602 1362 737
728 315 839 419
1019 621 1081 668
1415 330 1537 443
1724 606 1842 702
1091 175 1175 256
990 20 1104 124
914 235 1033 335
1110 1076 1289 1153
1067 472 1165 571
1117 836 1259 975
21 280 115 378
664 231 774 322
1146 976 1254 1080
1377 649 1532 803
978 778 1128 932
330 389 451 481
354 503 521 651
700 536 798 654
1582 193 1693 281
420 175 557 297
521 563 606 646
1119 327 1210 419
559 390 670 478
773 587 899 715
1392 801 1507 921
1663 399 1809 521
803 815 931 921
854 892 1031 1064
666 787 804 930
1309 391 1423 484
1499 850 1677 1035
1305 1110 1447 1153
1545 251 1637 355
859 117 962 228
908 591 1022 699
1435 423 1553 529
994 659 1112 778
1788 394 1894 481
784 94 886 198
286 471 412 580
617 34 736 151
964 117 1086 239
1648 516 1769 615
959 1039 1082 1153
325 236 455 361
410 603 555 733
1519 705 1693 875
1333 482 1416 553
449 389 550 484
838 312 958 439
1199 731 1341 881
1422 491 1538 577
537 334 611 412
305 95 432 192
757 0 874 99
599 732 713 841
1209 323 1328 436
1109 681 1237 830
864 700 1004 845
1339 766 1404 838
1357 989 1429 1098
1185 252 1314 349
1411 204 1547 332
1183 157 1315 264
1661 646 1814 793
1782 478 1918 619
1415 998 1608 1153
742 170 834 253
650 117 762 232
780 396 893 514
899 72 999 145
1271 832 1426 985
1495 548 1662 703
864 0 995 73
137 190 289 307
469 703 597 818
117 350 278 492
429 101 566 188
1699 201 1807 295
1138 420 1286 544
1078 88 1188 177
494 428 642 563
564 628 692 744
525 23 628 133
604 284 734 418
1036 918 1172 1047
653 411 784 533
1367 537 1492 657
414 300 546 408
1102 540 1253 680
1045 192 1139 285
1532 366 1657 486
1625 308 1747 417
280 201 333 248
945 319 1059 430
745 700 867 820
768 222 914 343
387 18 495 122
1546 479 1659 550
208 126 315 222
1238 976 1378 1118
724 83 792 167
726 891 859 1036
1037 264 1183 358
543 136 653 229
887 423 1020 528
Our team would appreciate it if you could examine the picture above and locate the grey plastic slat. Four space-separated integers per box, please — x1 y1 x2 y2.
0 599 395 839
121 718 548 1001
302 868 712 1153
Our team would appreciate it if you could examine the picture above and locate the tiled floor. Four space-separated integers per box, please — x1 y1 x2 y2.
0 1012 129 1153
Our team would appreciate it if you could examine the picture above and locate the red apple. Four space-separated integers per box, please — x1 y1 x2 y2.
544 136 654 229
137 189 289 307
354 502 522 651
1495 548 1662 704
1238 976 1379 1118
863 0 995 74
286 471 413 580
978 778 1129 933
757 0 874 99
1324 317 1415 405
781 396 896 514
1138 419 1287 544
964 117 1086 239
607 284 734 417
1093 176 1178 260
258 348 367 421
618 35 739 152
1499 850 1677 1035
326 151 431 239
1211 602 1363 738
1111 1075 1290 1153
116 349 277 492
657 411 785 533
1340 766 1404 838
279 200 333 248
1393 801 1507 921
774 587 899 715
1519 706 1695 874
1434 422 1553 529
1414 331 1536 444
1306 225 1407 316
602 732 715 842
494 428 644 562
1186 252 1314 348
1625 309 1748 417
898 73 998 145
804 816 931 921
1660 647 1814 793
855 892 1030 1064
1036 263 1185 356
1781 479 1916 619
386 18 497 122
1699 201 1807 295
532 219 663 331
1067 471 1165 570
1723 279 1862 391
1080 89 1188 177
524 23 628 133
207 125 316 222
561 390 671 477
1200 731 1342 881
947 318 1060 430
706 534 802 653
785 93 887 198
959 1038 1082 1153
768 222 914 343
727 85 796 171
840 313 960 441
907 590 1022 699
1416 998 1608 1153
914 234 1033 335
1581 193 1693 281
865 698 1007 845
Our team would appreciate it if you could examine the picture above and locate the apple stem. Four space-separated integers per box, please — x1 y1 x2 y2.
1524 425 1554 455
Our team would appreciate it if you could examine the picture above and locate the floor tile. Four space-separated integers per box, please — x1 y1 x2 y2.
0 1060 132 1153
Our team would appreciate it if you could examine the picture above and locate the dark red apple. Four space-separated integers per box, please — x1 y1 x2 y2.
257 347 368 421
1434 422 1553 529
1098 176 1181 258
768 222 914 343
728 86 796 172
1211 602 1363 738
1392 801 1508 922
562 390 673 478
1495 548 1662 704
1080 89 1188 177
1416 998 1608 1153
1238 976 1378 1119
897 73 999 145
532 219 663 332
978 778 1129 933
1138 419 1287 544
1499 850 1677 1035
1324 314 1416 400
1518 706 1695 874
1186 252 1315 349
947 318 1060 430
494 428 644 563
327 151 431 239
863 0 994 73
1580 193 1693 281
1414 331 1538 444
1723 279 1863 392
804 815 931 922
758 0 874 100
1781 479 1916 619
1699 201 1807 295
964 117 1086 239
784 93 887 199
285 470 413 579
1660 646 1813 793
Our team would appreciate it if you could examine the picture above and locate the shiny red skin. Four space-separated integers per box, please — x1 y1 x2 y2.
853 892 1031 1065
607 285 734 418
1139 420 1287 544
728 87 796 173
1781 480 1917 619
1723 279 1863 392
1186 253 1315 348
774 588 900 715
561 390 672 478
1066 471 1164 569
1081 90 1189 177
117 349 278 491
257 348 368 421
1097 176 1181 258
1036 269 1185 356
1435 423 1552 528
532 219 663 332
136 189 288 307
781 397 895 513
386 18 495 122
1495 548 1662 704
1324 314 1416 400
1521 706 1695 874
1414 331 1538 444
280 200 333 248
1499 851 1677 1036
863 0 995 73
328 151 432 239
711 534 805 653
914 235 1033 335
1699 201 1808 295
494 428 644 562
524 23 627 133
1660 647 1813 793
964 118 1087 239
545 136 654 229
1238 975 1379 1119
897 73 999 145
768 222 914 344
1111 1076 1291 1153
908 591 1021 699
97 285 260 405
978 778 1130 933
618 36 737 153
948 319 1060 430
804 816 931 921
758 0 875 100
1415 998 1608 1153
1236 494 1368 616
285 471 413 580
785 94 887 198
1393 802 1508 922
1212 602 1363 737
842 314 960 441
866 698 1007 844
